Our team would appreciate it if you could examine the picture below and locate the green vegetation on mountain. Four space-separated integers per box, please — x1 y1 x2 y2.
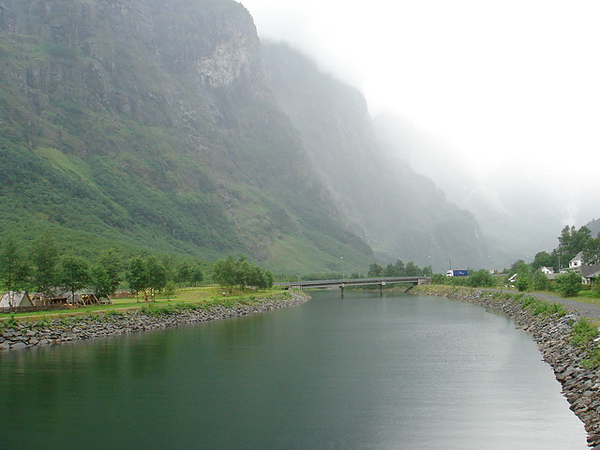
0 0 497 277
0 0 372 274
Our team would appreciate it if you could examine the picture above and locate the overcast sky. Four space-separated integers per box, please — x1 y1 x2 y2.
241 0 600 225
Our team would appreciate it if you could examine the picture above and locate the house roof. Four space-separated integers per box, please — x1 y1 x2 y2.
570 251 584 263
581 265 600 278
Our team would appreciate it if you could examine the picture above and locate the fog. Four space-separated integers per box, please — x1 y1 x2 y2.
242 0 600 232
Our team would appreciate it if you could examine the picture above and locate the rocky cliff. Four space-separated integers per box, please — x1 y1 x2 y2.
0 0 488 273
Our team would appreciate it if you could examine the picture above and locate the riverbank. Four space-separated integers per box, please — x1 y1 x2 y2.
412 285 600 448
0 291 310 352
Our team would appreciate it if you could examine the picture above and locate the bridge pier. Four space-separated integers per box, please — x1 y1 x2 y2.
340 283 345 298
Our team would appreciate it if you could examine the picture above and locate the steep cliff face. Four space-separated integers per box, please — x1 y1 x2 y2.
0 0 372 272
0 0 493 273
262 43 489 270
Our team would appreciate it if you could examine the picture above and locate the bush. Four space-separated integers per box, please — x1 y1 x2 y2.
431 273 446 285
570 317 599 346
467 270 495 288
570 318 600 368
520 295 566 317
555 271 583 297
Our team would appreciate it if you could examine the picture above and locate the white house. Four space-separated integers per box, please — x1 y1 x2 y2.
540 266 555 275
569 251 584 269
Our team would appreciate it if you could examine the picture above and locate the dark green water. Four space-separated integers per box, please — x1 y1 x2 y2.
0 292 587 449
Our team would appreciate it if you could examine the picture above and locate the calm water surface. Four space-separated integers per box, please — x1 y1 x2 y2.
0 292 587 449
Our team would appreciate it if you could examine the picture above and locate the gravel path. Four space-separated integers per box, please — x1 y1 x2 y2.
490 289 600 321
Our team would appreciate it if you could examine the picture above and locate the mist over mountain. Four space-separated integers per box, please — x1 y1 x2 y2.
0 0 504 273
374 113 571 267
262 43 488 270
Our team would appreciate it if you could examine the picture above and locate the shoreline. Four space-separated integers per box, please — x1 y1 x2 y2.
412 285 600 448
0 291 310 352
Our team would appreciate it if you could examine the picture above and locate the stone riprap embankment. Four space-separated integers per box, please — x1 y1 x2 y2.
413 285 600 449
0 292 309 352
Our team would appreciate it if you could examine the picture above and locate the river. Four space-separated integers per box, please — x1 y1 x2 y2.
0 291 587 449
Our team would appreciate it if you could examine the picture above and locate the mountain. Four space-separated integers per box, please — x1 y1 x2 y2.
0 0 489 274
586 218 600 238
261 43 488 271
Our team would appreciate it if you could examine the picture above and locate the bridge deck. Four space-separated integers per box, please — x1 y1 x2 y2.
278 276 430 290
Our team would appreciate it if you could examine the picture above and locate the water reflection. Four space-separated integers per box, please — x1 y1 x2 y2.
0 292 587 449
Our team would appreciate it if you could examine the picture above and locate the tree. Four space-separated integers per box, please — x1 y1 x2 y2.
531 251 553 271
0 236 31 307
509 261 532 291
558 225 592 262
555 271 582 297
213 255 238 290
189 264 204 286
583 237 600 265
58 254 91 305
213 256 272 292
175 262 192 285
514 273 531 292
531 270 551 291
394 260 405 276
145 255 167 300
91 250 122 300
404 261 420 276
125 255 167 302
32 232 60 299
383 263 396 277
175 262 204 286
367 263 383 277
126 256 150 301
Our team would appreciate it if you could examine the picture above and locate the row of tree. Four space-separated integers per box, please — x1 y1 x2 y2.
212 256 274 292
367 260 433 278
0 233 205 305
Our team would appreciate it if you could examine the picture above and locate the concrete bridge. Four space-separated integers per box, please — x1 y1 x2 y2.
278 276 431 296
